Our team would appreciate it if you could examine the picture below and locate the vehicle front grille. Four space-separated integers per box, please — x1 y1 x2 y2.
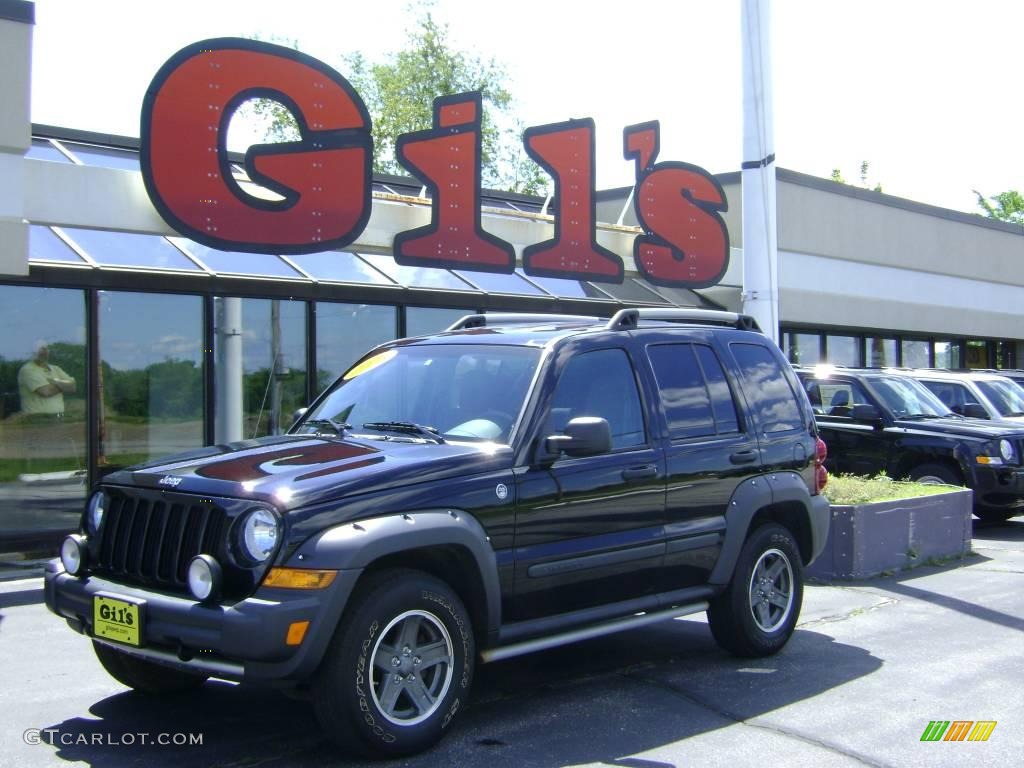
94 492 228 591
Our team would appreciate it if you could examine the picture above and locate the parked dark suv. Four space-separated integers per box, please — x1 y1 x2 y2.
796 366 1024 523
46 309 830 757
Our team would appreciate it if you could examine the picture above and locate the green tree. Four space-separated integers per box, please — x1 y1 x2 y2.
249 5 545 194
973 189 1024 224
829 161 882 192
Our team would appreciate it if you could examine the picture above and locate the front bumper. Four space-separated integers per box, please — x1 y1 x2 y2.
970 465 1024 510
44 559 361 683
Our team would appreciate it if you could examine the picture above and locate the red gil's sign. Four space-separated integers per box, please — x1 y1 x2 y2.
141 38 729 288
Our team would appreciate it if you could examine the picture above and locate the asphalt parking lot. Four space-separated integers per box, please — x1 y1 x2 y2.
1 518 1021 768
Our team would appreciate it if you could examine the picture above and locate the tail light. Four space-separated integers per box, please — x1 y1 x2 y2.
814 437 828 493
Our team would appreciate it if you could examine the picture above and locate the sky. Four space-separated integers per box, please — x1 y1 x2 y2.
26 0 1024 216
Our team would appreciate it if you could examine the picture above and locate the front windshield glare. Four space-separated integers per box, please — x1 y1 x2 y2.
298 344 541 443
976 379 1024 417
868 376 951 417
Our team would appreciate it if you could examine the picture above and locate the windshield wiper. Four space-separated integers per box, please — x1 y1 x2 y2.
303 417 351 436
362 421 445 443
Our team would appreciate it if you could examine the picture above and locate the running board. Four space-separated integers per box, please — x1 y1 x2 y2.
479 601 709 663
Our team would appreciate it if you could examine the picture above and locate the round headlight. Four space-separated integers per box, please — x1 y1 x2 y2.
60 534 88 576
187 555 222 602
241 508 279 563
86 492 106 534
999 439 1015 463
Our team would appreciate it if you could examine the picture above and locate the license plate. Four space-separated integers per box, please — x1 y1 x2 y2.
94 595 143 647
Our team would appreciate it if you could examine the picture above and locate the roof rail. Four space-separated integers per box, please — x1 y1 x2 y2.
446 313 599 331
605 308 762 332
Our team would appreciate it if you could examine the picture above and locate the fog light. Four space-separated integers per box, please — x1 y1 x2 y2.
60 534 89 576
187 555 223 603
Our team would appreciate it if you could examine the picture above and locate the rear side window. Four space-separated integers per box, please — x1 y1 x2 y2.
647 343 740 439
548 348 646 450
730 343 804 433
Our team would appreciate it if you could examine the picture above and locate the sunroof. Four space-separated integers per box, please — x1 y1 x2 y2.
288 251 395 285
360 253 475 291
172 238 303 278
62 143 140 171
27 139 71 163
61 228 200 271
29 226 87 264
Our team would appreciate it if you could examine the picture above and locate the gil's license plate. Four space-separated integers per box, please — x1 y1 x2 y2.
94 595 143 647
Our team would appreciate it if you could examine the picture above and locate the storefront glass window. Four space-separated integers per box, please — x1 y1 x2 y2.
63 229 200 271
214 298 307 442
63 143 140 171
902 339 931 368
30 226 87 264
454 269 546 296
825 335 861 366
965 340 989 369
27 139 71 163
934 341 961 369
406 307 471 338
289 251 394 285
361 254 474 290
866 337 898 368
316 303 397 391
0 286 87 539
784 333 821 366
174 239 304 279
98 292 204 471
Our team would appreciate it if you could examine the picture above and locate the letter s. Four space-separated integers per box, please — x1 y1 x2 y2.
624 121 729 287
141 38 373 254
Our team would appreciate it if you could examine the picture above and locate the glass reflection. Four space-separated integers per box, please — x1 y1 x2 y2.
0 287 87 537
98 292 203 471
214 298 307 442
316 303 397 391
406 307 471 338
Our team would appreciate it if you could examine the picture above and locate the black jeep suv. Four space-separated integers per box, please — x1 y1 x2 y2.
796 366 1024 523
46 309 829 757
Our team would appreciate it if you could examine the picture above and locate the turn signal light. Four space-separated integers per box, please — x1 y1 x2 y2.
286 621 310 646
263 567 337 589
814 437 829 493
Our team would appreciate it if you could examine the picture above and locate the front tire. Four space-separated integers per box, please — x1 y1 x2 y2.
312 569 475 758
909 462 961 486
973 508 1016 523
707 523 804 657
92 641 208 693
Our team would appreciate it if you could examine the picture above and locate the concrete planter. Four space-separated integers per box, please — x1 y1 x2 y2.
806 488 973 581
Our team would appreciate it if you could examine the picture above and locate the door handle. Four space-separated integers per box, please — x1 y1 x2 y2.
729 449 759 465
622 464 658 481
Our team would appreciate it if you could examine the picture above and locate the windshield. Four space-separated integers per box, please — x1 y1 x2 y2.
976 378 1024 417
297 344 542 443
866 375 953 418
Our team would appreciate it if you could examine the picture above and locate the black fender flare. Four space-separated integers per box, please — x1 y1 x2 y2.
708 472 827 585
285 509 501 635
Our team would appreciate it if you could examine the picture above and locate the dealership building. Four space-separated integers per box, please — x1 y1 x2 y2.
1 1 1022 552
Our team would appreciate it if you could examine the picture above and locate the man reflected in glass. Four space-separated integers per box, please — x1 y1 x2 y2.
19 341 76 417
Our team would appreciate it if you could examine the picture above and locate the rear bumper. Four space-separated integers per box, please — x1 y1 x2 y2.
807 493 831 565
43 559 361 683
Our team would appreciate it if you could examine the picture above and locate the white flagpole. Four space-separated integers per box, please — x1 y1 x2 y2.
740 0 780 343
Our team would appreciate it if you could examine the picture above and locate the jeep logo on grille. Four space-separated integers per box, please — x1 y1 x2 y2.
158 476 182 487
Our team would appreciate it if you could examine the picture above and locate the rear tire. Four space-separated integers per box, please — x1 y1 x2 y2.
312 569 475 758
708 523 804 657
92 640 208 693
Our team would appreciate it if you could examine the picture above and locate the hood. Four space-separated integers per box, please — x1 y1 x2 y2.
889 416 1024 440
103 434 514 510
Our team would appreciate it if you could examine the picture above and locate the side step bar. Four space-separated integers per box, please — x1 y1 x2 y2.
479 601 709 663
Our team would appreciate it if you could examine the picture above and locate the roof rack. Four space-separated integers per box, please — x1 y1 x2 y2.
605 308 762 332
446 313 599 331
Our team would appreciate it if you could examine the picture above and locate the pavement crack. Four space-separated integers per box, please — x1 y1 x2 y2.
797 597 898 629
619 671 895 768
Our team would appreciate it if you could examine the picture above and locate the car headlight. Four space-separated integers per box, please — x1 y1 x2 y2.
239 508 279 564
86 492 106 534
1000 439 1016 463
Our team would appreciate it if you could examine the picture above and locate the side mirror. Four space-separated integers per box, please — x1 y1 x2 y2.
850 404 882 422
290 407 308 428
961 403 989 419
543 417 613 459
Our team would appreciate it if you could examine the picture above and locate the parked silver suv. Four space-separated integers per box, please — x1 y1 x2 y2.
893 369 1024 424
